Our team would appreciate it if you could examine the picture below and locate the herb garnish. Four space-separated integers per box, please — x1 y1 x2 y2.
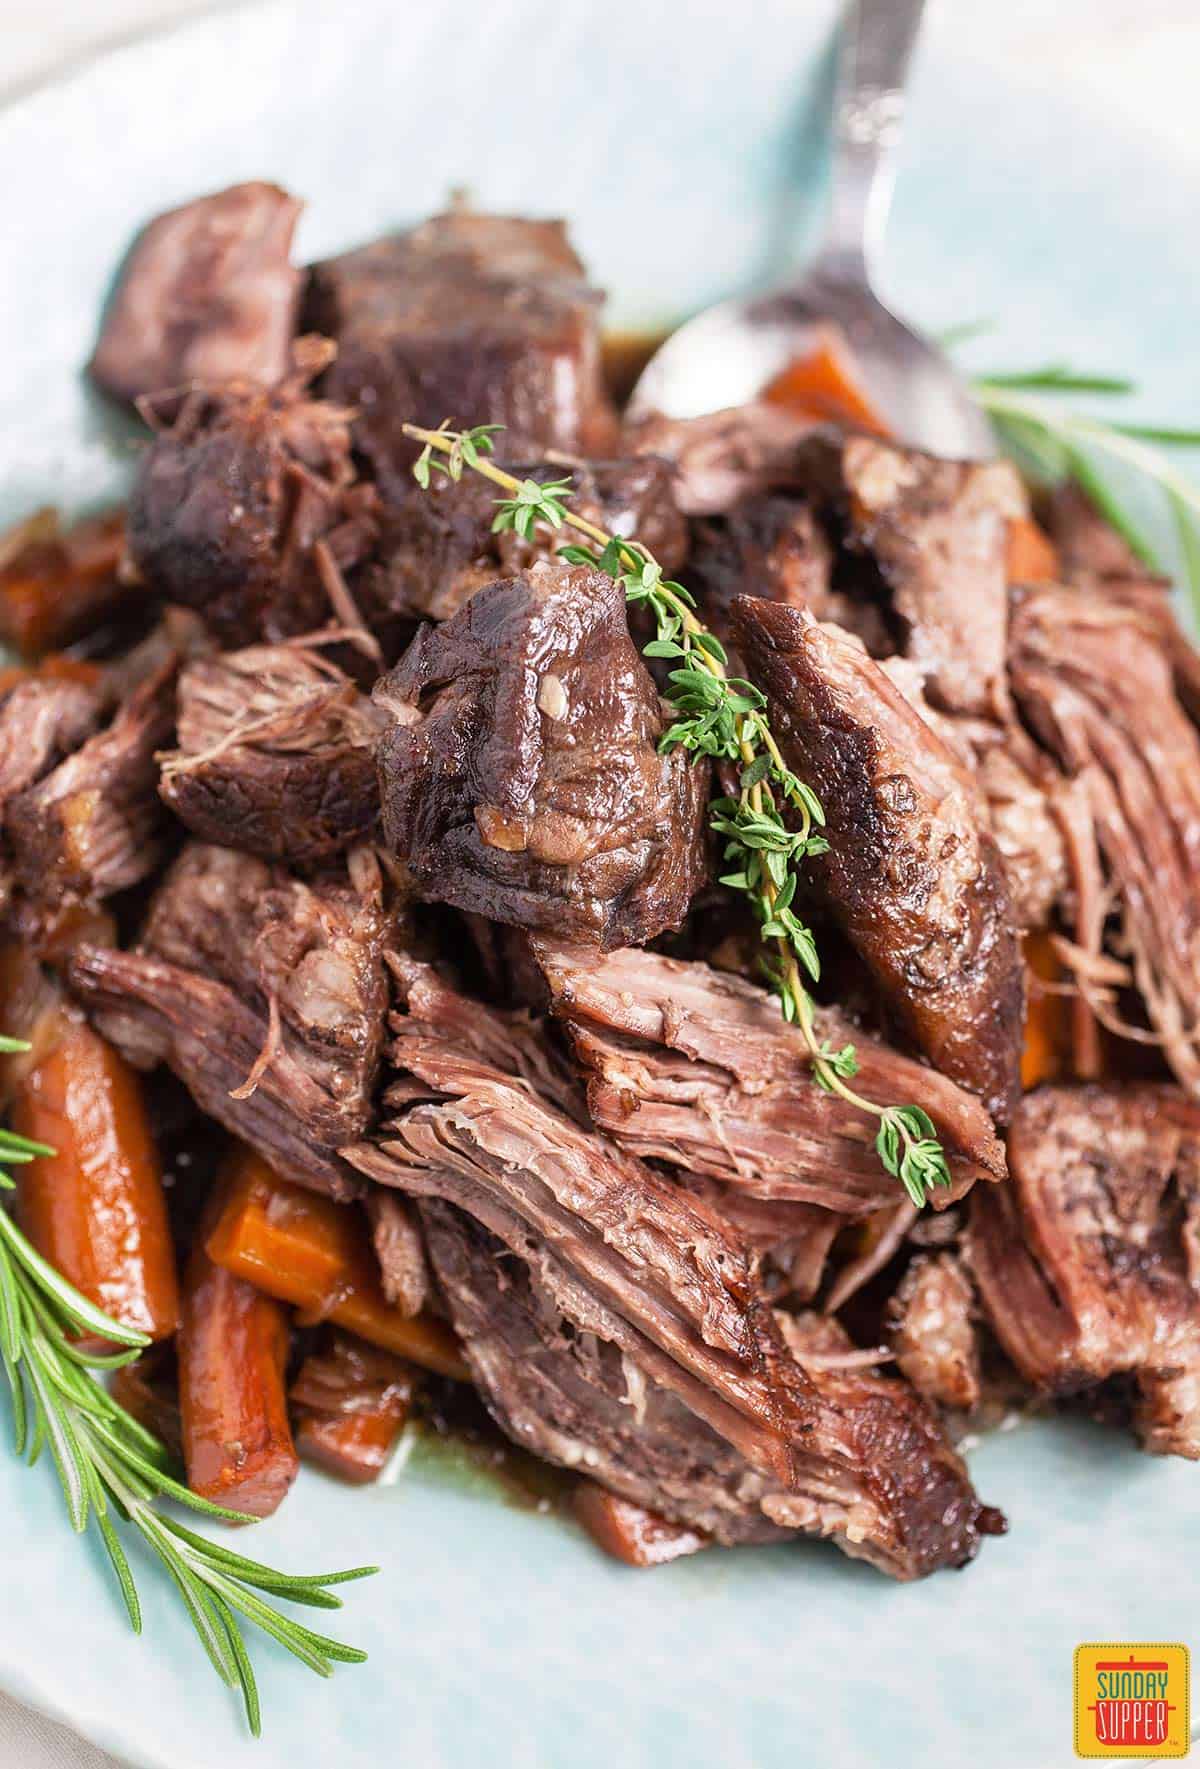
0 1080 375 1738
404 421 953 1208
970 365 1200 623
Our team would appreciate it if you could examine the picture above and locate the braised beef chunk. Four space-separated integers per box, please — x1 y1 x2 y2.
365 1190 430 1318
625 404 815 516
533 942 1006 1214
127 340 380 648
967 1086 1200 1457
888 1252 982 1412
732 601 1024 1118
836 438 1023 716
422 1201 994 1577
69 844 395 1198
375 562 708 947
687 492 892 663
306 211 618 500
159 642 384 862
1010 588 1200 1092
6 654 177 907
371 455 687 627
90 182 303 406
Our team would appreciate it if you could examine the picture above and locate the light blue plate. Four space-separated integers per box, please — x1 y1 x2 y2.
1 4 1197 1766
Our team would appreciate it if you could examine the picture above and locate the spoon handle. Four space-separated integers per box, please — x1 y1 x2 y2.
821 0 925 280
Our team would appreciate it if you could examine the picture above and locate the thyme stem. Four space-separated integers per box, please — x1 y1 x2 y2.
402 421 953 1206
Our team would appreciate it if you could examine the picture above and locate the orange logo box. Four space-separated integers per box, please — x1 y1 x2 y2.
1075 1645 1190 1758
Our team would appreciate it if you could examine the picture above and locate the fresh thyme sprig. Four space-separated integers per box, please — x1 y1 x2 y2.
0 1083 375 1738
969 365 1200 625
404 420 953 1207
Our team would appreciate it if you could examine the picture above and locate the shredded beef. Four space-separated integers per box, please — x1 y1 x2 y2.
69 844 396 1198
967 1085 1200 1457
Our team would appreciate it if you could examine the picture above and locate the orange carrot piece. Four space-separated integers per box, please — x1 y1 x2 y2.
573 1482 708 1567
292 1331 416 1485
1005 515 1060 585
762 328 891 436
205 1149 469 1381
0 509 129 657
11 1017 180 1344
1020 931 1074 1090
179 1228 298 1518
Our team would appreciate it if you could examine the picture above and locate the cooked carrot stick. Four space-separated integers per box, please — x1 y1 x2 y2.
291 1331 416 1485
573 1482 708 1567
205 1149 469 1381
762 328 891 436
0 654 105 696
1020 930 1073 1090
179 1217 298 1518
10 1015 180 1344
0 508 130 657
1005 515 1060 585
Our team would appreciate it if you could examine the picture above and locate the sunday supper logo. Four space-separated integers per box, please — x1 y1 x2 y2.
1075 1645 1190 1758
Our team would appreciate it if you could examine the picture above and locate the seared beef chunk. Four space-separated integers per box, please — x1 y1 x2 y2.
1010 588 1200 1092
375 562 708 947
127 340 380 648
90 182 303 405
1048 481 1148 580
371 455 687 627
159 642 384 862
888 1252 982 1412
6 655 177 907
69 845 394 1198
967 1086 1200 1457
533 942 1006 1215
422 1202 995 1577
687 492 891 663
306 211 618 499
625 404 815 515
732 601 1024 1117
835 438 1023 717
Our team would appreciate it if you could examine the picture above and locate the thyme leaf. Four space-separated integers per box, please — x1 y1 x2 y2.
402 421 956 1206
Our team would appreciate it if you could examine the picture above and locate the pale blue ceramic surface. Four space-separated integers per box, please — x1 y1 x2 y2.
1 4 1198 1766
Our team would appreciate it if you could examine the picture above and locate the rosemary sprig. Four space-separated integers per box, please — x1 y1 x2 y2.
969 365 1200 626
0 1088 375 1738
404 420 952 1207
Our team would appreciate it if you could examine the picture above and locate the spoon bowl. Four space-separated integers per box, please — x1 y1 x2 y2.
629 0 994 461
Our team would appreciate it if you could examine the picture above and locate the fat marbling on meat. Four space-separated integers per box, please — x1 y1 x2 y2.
374 561 708 948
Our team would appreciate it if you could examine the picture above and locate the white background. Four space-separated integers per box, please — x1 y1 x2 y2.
0 2 1195 1765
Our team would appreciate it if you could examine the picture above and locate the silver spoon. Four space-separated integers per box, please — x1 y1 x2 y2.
628 0 993 459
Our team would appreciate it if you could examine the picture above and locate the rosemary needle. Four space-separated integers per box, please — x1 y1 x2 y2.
0 1083 376 1738
404 421 953 1207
